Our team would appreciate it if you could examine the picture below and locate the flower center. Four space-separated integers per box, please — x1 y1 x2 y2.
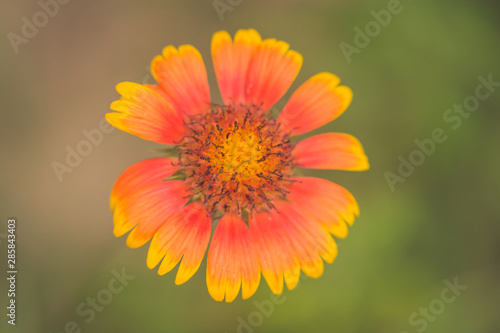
177 104 294 217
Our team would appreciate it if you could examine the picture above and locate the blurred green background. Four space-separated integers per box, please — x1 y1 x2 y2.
1 0 499 332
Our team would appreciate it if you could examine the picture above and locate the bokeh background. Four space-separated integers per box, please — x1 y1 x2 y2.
2 0 500 332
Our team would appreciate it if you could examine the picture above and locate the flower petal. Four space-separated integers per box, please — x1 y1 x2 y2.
112 180 189 248
293 133 369 171
245 38 302 111
212 29 302 111
287 177 359 239
107 82 186 144
146 201 211 285
250 201 338 295
206 214 260 302
110 157 179 211
249 211 298 294
212 29 261 106
151 44 211 116
278 72 352 135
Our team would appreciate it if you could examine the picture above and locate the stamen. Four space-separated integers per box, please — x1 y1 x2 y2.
176 103 294 216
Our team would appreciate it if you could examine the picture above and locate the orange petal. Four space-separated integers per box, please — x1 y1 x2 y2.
293 133 369 171
206 214 260 302
249 211 299 294
251 201 338 294
245 38 302 111
145 201 211 284
212 29 261 106
212 29 302 111
110 158 179 211
287 177 359 239
278 73 352 135
112 180 189 248
151 44 210 116
107 82 186 144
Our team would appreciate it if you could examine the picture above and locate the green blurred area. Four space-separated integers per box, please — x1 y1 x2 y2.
1 0 499 332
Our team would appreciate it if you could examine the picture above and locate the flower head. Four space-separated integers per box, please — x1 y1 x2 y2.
107 29 369 302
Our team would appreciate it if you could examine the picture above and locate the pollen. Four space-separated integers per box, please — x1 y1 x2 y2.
177 104 295 216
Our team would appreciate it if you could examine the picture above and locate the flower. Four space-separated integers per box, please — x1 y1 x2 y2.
107 29 369 302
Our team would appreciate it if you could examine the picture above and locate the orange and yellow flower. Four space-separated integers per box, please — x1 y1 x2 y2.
107 29 369 302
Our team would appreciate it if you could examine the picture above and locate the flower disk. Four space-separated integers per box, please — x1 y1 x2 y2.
178 104 294 216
